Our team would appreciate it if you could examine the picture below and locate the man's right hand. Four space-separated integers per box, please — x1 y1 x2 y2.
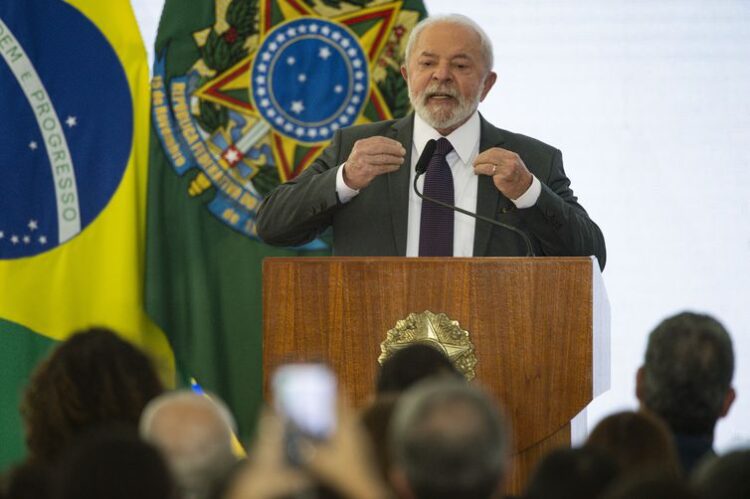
342 136 406 190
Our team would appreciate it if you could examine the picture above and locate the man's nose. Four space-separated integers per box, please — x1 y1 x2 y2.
431 62 452 82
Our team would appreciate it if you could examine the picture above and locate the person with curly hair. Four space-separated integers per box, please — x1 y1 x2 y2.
19 327 164 464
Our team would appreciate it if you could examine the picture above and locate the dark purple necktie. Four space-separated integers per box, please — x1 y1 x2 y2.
419 137 454 256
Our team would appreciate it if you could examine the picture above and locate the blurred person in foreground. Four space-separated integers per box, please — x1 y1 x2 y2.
601 474 698 499
691 448 750 499
523 447 619 499
375 344 462 396
56 427 177 499
389 379 510 499
360 395 400 488
225 404 388 499
636 312 736 474
0 460 53 499
363 345 465 493
19 327 163 465
585 410 681 478
140 390 240 499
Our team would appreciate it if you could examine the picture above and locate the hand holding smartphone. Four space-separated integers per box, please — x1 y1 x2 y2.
272 363 337 464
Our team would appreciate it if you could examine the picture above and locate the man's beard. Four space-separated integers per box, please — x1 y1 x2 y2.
410 82 481 131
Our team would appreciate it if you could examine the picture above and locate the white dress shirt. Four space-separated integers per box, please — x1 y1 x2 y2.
336 111 541 256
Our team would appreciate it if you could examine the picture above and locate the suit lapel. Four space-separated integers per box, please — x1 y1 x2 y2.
473 115 508 256
387 114 415 256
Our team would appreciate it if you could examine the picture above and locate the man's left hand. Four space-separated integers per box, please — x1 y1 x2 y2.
474 147 533 200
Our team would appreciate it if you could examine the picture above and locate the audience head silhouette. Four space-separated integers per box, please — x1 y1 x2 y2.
390 378 509 499
376 344 462 395
20 327 163 463
140 390 239 499
636 311 735 473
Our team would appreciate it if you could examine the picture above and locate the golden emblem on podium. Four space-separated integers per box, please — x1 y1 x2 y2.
379 311 477 380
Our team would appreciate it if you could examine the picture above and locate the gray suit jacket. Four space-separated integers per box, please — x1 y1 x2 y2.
256 113 606 269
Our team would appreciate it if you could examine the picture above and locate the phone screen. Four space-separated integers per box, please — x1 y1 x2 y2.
272 363 337 441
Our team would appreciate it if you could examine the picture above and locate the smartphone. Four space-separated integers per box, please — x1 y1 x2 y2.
272 363 337 463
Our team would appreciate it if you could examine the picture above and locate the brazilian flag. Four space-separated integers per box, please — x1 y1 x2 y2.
146 0 426 443
0 0 174 468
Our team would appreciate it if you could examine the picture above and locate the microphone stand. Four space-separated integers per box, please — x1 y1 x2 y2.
413 168 535 257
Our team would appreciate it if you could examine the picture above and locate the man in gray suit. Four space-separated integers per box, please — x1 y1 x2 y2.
257 14 606 269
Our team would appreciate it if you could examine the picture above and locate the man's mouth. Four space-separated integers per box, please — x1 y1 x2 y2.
425 92 456 102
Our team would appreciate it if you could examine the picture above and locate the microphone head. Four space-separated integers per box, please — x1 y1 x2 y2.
415 139 437 175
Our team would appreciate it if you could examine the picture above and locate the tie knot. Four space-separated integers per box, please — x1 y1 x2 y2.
435 137 453 156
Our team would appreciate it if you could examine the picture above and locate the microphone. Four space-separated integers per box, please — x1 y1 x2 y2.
415 138 437 175
414 139 536 257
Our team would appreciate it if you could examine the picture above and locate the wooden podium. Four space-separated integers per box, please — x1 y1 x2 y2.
263 257 610 494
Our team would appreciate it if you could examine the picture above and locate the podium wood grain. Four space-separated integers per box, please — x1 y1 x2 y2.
263 257 602 494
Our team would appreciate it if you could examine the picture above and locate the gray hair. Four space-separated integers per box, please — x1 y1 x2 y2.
404 14 494 73
140 390 238 499
390 379 509 499
641 311 734 434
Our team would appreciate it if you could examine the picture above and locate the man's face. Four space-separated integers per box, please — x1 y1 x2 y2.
401 22 497 134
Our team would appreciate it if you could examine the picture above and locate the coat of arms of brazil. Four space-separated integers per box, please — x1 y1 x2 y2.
152 0 426 247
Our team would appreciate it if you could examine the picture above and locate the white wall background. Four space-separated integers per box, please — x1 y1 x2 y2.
132 0 750 451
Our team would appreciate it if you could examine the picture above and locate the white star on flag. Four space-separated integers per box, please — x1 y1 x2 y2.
29 141 38 150
224 149 240 164
28 220 38 231
11 235 19 245
290 101 305 114
23 235 30 244
0 231 4 239
39 235 47 245
319 47 331 60
334 85 343 94
298 73 307 83
65 116 77 128
287 56 296 65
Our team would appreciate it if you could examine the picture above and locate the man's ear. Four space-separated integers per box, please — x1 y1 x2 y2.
719 387 736 418
479 71 497 101
635 366 646 404
400 65 408 82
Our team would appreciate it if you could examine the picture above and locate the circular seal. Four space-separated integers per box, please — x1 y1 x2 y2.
250 17 370 144
0 0 132 260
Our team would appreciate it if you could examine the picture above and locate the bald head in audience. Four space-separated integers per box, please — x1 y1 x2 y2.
140 391 239 499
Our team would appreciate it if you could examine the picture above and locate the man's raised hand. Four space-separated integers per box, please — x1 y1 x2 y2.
342 136 406 190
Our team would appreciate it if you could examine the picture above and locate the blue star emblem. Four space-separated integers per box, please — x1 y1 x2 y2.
250 18 370 144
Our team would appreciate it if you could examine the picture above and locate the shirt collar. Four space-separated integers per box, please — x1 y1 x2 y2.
413 110 480 165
